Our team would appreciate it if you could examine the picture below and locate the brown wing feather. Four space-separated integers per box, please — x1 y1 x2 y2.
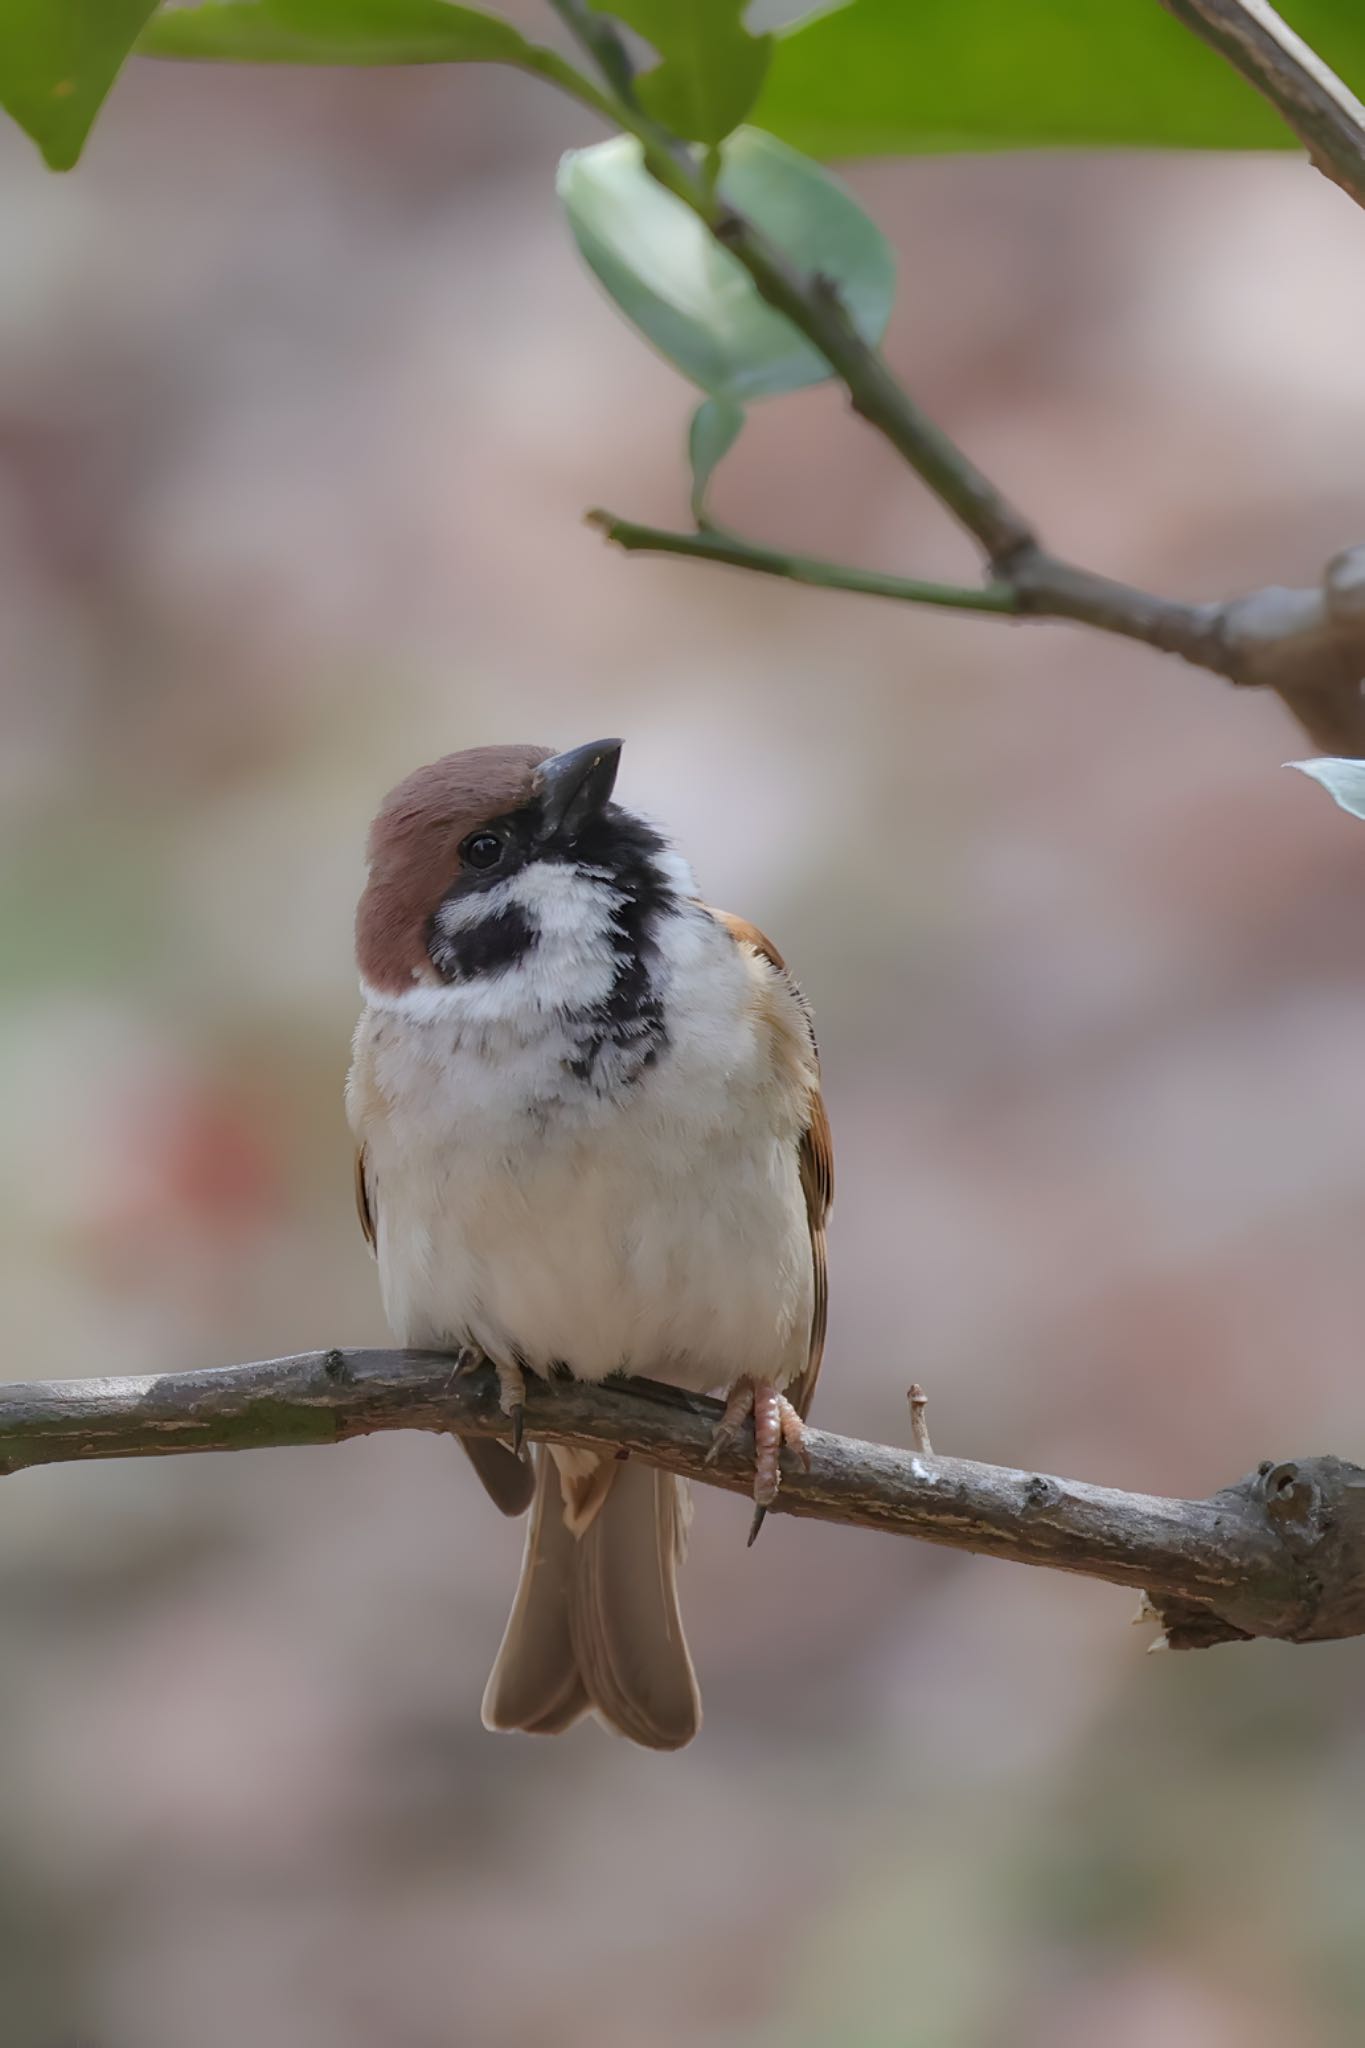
791 1085 833 1420
354 1145 377 1253
706 907 833 1422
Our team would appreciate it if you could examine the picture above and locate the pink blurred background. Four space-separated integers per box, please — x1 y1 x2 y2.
4 33 1365 2048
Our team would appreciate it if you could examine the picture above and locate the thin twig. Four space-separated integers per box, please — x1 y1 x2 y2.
1158 0 1365 212
709 215 1035 567
586 513 1020 614
908 1383 933 1456
593 514 1365 744
5 1351 1365 1650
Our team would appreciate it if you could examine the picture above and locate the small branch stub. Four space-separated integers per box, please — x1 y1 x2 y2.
908 1382 933 1456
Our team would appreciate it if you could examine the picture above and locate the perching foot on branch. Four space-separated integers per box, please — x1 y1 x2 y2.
707 1374 811 1509
492 1357 528 1458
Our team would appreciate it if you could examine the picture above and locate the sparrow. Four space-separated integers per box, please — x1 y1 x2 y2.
346 740 831 1751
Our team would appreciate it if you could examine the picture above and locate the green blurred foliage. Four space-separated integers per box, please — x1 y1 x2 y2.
756 0 1365 156
4 0 1365 170
0 0 157 170
138 0 533 67
588 0 771 144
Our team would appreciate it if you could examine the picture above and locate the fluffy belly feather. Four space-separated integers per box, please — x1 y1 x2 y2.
375 1117 812 1392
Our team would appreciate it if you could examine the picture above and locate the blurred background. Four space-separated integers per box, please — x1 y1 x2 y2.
4 20 1365 2048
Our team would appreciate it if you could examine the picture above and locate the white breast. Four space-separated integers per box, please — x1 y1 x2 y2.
348 894 814 1395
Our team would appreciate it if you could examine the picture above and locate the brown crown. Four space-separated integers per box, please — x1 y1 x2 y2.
356 743 552 992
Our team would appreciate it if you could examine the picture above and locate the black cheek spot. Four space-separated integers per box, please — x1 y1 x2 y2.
428 902 537 983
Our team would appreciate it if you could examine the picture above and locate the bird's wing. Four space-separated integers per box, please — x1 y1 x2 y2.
354 1143 377 1254
706 907 833 1422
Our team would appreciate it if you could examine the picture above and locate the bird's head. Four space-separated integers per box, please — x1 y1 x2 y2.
356 739 688 1011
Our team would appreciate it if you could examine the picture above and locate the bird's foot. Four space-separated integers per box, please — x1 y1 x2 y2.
706 1375 810 1512
493 1358 528 1458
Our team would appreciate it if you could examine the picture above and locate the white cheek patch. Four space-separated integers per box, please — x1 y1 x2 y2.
432 862 621 946
377 860 630 1027
431 875 516 937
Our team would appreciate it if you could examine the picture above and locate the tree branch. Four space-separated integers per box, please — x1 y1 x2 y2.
556 13 1365 754
6 1350 1365 1651
706 215 1036 569
1158 0 1365 213
531 0 1365 751
579 153 1365 749
592 511 1365 748
532 0 1365 749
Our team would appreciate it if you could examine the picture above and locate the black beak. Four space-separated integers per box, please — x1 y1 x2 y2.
536 738 622 838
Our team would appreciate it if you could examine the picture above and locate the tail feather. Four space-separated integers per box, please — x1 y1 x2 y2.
481 1449 701 1752
480 1448 584 1733
460 1434 536 1517
570 1460 698 1750
518 1678 592 1735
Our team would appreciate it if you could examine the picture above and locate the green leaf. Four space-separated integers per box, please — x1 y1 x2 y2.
558 127 894 401
139 0 533 66
756 0 1365 157
589 0 771 145
0 0 159 168
688 396 744 522
1288 758 1365 820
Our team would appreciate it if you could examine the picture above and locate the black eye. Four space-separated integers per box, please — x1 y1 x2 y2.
461 831 504 873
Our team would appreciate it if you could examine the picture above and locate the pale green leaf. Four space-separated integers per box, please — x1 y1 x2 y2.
1287 757 1365 821
558 127 894 401
688 396 744 522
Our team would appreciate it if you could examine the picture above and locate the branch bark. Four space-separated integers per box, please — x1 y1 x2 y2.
6 1351 1365 1652
1158 0 1365 213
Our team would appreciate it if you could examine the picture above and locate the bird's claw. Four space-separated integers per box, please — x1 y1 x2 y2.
494 1359 528 1459
709 1376 809 1522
